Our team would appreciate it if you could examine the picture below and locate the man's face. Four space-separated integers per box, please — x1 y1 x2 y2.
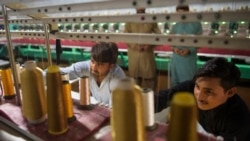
194 77 231 110
90 58 113 77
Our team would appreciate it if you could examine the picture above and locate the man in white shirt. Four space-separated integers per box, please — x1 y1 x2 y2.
60 42 126 106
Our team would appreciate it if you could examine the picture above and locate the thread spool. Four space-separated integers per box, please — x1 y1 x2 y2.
78 76 94 110
142 88 158 131
167 92 197 141
20 61 47 124
111 77 145 141
15 62 22 85
0 63 15 99
46 65 68 135
61 73 76 123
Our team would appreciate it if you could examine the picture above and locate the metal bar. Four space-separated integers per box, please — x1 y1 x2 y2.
44 24 52 66
39 11 250 23
6 0 250 16
1 5 21 106
0 117 43 141
0 0 107 5
3 11 250 24
0 0 36 5
0 31 45 37
5 18 42 24
55 32 250 50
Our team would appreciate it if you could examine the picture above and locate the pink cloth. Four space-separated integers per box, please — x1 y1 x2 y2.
0 103 110 141
97 122 218 141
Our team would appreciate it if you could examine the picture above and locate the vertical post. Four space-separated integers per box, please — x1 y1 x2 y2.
44 24 53 66
167 55 172 89
1 5 21 105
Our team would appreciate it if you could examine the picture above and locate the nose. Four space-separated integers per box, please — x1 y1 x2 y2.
196 90 206 101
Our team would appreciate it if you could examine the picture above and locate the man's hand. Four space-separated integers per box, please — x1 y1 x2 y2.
172 47 189 56
136 44 150 52
172 47 181 55
179 48 190 56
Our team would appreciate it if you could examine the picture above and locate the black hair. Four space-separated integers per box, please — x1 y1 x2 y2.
176 5 190 12
193 57 241 91
91 42 118 64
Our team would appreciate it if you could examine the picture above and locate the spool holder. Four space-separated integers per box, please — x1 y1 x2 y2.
77 104 95 110
146 123 158 131
67 115 76 123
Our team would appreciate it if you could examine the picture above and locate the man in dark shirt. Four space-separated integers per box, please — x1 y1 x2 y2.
155 57 250 141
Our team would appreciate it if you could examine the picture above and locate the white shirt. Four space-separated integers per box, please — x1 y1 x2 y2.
60 60 126 106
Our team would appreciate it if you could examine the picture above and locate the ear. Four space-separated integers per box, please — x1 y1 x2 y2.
227 87 237 97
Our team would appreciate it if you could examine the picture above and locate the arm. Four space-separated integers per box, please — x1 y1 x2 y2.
155 80 195 112
59 61 90 80
108 65 126 106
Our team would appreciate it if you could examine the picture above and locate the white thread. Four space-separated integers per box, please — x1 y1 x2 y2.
142 88 155 127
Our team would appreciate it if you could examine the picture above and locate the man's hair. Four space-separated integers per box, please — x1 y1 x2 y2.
193 57 241 91
176 5 189 12
91 42 118 64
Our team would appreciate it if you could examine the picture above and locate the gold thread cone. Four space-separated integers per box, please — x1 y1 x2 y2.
20 61 47 124
167 92 197 141
62 80 75 122
111 77 145 141
1 68 15 98
79 76 91 105
46 65 68 135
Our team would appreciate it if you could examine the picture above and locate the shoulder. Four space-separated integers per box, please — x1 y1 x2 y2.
222 95 250 140
71 60 90 70
73 60 90 65
111 65 126 78
227 95 249 114
220 95 250 128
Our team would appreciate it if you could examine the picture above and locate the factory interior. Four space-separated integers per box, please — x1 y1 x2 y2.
0 0 250 141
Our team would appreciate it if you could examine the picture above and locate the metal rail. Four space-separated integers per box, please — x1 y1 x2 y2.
1 11 250 24
1 5 21 106
4 0 250 16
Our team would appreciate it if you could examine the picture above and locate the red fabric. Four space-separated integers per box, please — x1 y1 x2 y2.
1 38 249 56
0 103 110 141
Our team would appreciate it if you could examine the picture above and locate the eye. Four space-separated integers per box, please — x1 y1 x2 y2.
204 89 214 96
195 83 200 90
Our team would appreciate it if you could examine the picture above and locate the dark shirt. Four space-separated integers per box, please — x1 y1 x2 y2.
199 95 250 141
155 80 250 141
